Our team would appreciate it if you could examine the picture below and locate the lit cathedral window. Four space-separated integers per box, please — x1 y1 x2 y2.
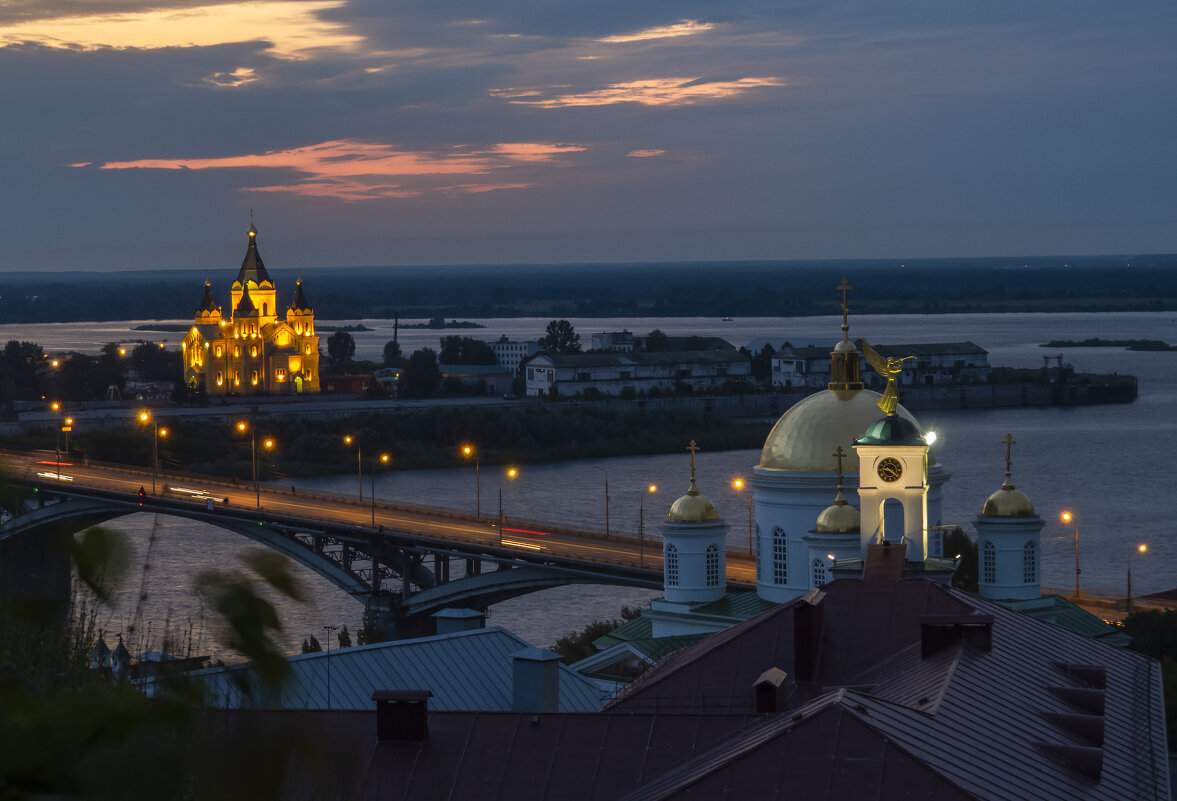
772 527 787 584
1023 541 1037 584
666 544 679 586
706 544 720 587
982 541 996 584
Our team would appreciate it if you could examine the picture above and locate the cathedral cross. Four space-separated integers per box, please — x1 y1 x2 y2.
687 440 699 482
837 277 854 331
832 445 846 491
1002 433 1016 474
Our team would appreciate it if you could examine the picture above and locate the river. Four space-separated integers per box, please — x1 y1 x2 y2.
3 311 1174 659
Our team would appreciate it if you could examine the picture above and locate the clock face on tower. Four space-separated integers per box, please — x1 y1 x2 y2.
877 457 903 483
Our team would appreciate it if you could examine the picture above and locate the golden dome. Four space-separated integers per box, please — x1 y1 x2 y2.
815 490 860 532
668 477 719 522
982 476 1036 517
759 389 921 472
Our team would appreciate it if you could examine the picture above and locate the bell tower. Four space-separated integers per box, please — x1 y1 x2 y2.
853 415 930 561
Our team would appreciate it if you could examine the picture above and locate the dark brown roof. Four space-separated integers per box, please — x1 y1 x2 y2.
289 280 311 312
235 283 256 316
197 281 218 313
236 226 272 286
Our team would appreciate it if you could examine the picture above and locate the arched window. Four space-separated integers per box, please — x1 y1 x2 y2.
262 302 268 316
1023 541 1038 584
772 527 787 585
665 544 679 587
250 370 259 385
706 544 720 587
982 541 996 584
215 345 223 358
812 559 827 588
251 346 258 358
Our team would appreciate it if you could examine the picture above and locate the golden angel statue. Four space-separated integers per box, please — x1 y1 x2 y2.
861 339 915 416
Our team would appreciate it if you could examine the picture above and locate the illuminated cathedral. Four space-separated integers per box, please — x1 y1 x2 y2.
181 218 321 395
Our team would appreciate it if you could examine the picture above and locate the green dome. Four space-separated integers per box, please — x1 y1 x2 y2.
856 415 924 446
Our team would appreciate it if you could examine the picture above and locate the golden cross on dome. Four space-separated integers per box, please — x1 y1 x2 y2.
837 277 853 331
1002 433 1016 474
686 439 699 481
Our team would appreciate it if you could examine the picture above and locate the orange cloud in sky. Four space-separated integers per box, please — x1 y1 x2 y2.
73 139 586 201
628 149 667 158
598 19 715 44
0 1 361 59
501 77 785 108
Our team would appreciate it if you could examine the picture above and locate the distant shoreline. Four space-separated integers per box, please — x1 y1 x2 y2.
1042 337 1177 351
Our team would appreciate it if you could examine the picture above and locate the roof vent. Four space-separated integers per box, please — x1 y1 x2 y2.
919 614 994 658
753 667 789 714
372 689 432 742
1034 742 1104 780
793 589 825 682
1042 711 1106 747
1052 661 1108 689
1048 686 1105 716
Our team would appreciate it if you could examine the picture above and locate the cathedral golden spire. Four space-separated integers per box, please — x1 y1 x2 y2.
828 277 864 391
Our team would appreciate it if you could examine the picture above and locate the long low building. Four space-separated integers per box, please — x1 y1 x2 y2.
525 350 752 397
772 340 990 389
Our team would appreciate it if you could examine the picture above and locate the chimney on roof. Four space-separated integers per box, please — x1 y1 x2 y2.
753 667 790 713
432 608 486 636
511 647 561 713
919 614 994 658
372 690 432 742
792 589 825 683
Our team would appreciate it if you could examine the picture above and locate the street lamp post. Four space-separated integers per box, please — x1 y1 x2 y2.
639 484 656 567
733 478 752 554
1128 543 1148 612
372 453 390 525
1061 511 1079 598
462 445 480 518
237 420 272 511
343 435 363 502
323 624 336 710
139 411 166 495
498 467 517 543
594 466 610 538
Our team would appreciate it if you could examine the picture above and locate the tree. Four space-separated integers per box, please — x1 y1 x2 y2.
539 319 581 353
382 339 404 367
326 330 355 367
401 348 441 398
337 625 352 649
301 635 322 653
440 336 497 365
750 344 775 381
131 341 181 381
439 335 462 364
645 329 670 353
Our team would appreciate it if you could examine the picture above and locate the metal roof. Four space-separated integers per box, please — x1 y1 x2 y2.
194 626 608 712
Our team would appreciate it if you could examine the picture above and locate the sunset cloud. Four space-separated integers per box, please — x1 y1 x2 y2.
499 77 786 108
599 20 715 44
72 139 586 201
0 1 361 59
627 149 667 158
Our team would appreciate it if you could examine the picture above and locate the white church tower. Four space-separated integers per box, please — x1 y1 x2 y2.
649 441 730 637
853 414 930 561
975 434 1044 601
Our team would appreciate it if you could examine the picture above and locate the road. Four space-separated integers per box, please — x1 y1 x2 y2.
0 450 757 586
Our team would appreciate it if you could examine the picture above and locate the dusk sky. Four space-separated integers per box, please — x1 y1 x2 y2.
2 1 1175 271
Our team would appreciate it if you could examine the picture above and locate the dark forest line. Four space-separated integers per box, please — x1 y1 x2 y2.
2 255 1176 324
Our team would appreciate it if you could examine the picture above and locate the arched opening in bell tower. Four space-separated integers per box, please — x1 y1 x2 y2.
882 498 905 545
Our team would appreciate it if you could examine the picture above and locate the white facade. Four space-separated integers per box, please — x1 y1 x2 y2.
854 441 931 562
524 351 751 398
650 516 729 637
492 337 540 376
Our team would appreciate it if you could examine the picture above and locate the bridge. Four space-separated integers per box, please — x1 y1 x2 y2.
0 451 755 637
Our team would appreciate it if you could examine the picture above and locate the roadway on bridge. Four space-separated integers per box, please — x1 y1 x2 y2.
1 451 757 586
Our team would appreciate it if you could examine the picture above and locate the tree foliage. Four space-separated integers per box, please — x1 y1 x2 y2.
645 329 670 353
326 330 356 367
401 348 442 398
439 336 497 365
382 339 404 367
539 319 581 353
0 340 44 402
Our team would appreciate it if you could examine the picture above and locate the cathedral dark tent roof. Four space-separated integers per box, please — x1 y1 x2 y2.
236 283 256 315
290 280 312 312
197 281 218 313
236 221 272 286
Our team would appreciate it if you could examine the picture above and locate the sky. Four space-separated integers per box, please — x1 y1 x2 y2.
2 1 1175 271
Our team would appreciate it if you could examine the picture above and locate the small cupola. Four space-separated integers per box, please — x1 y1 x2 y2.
975 434 1045 602
815 447 860 534
981 433 1036 518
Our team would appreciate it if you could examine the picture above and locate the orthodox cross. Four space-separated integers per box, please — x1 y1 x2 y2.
687 439 699 482
1002 433 1016 475
837 277 854 332
832 445 846 494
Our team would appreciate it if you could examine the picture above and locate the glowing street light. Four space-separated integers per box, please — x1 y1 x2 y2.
462 444 480 518
498 466 518 543
1061 510 1079 598
733 478 752 554
237 419 272 511
343 435 363 502
371 452 390 525
1128 543 1148 612
139 410 166 495
639 483 657 567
